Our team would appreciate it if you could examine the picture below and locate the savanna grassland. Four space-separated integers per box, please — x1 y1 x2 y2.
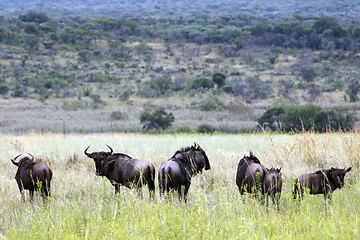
0 132 359 239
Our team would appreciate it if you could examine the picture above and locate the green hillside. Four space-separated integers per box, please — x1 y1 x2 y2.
1 1 360 133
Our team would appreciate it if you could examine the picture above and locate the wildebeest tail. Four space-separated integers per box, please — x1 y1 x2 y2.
165 167 172 193
255 169 263 195
293 179 299 199
147 165 155 194
159 167 166 196
42 169 49 197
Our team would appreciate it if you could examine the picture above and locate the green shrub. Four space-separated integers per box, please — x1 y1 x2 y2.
188 76 214 89
0 84 9 95
258 104 357 132
199 98 218 111
176 125 194 133
222 85 233 94
197 124 217 134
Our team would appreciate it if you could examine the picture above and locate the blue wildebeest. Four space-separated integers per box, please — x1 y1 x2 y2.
236 150 267 198
158 142 211 202
263 167 282 210
293 167 352 202
11 153 53 202
85 145 155 197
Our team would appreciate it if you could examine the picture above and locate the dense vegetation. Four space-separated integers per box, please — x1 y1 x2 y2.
1 0 360 133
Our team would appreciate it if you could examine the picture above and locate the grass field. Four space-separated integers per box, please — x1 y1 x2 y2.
0 132 359 239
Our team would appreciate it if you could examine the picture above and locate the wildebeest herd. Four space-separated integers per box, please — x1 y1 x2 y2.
10 142 352 209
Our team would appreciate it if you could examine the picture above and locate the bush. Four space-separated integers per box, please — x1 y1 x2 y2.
0 84 9 95
222 85 233 94
176 126 194 133
188 76 214 89
199 98 218 111
110 111 128 120
257 104 357 133
197 124 217 134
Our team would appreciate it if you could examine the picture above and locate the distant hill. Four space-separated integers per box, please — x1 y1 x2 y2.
1 0 360 20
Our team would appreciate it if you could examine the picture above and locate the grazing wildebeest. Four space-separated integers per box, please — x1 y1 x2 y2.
11 153 53 202
84 145 155 197
158 142 211 202
293 167 352 201
236 150 267 197
263 167 282 211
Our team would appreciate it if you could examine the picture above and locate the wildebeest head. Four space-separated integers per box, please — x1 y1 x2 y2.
266 167 282 174
328 167 352 189
84 145 113 176
11 153 34 167
193 142 211 172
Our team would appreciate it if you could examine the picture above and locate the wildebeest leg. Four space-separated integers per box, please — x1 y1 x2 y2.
177 186 182 202
183 182 191 203
41 182 49 201
137 188 143 198
265 194 269 208
29 190 34 202
324 193 332 204
148 179 155 199
275 193 281 211
114 184 120 195
293 181 302 201
20 189 25 202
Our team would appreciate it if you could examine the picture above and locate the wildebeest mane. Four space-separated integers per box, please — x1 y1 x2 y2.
112 153 133 159
101 155 119 176
17 157 36 168
101 153 134 176
315 169 331 175
171 149 198 178
170 146 195 159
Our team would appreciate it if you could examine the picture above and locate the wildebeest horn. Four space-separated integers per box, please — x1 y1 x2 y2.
11 154 22 165
106 145 113 154
194 142 198 149
27 153 34 161
249 150 254 157
84 145 91 157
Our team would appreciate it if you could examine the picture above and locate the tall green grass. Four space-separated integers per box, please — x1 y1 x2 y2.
0 132 359 239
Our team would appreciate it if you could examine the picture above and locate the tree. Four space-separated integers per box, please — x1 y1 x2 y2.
212 72 226 88
257 107 285 131
246 75 273 99
300 65 317 83
345 72 360 102
150 76 172 96
140 107 175 132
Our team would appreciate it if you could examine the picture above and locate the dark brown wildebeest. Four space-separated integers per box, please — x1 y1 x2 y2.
293 167 352 201
158 142 211 202
11 153 53 202
236 150 267 197
84 145 155 197
263 167 282 211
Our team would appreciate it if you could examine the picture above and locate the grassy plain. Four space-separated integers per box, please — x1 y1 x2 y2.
0 132 359 239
